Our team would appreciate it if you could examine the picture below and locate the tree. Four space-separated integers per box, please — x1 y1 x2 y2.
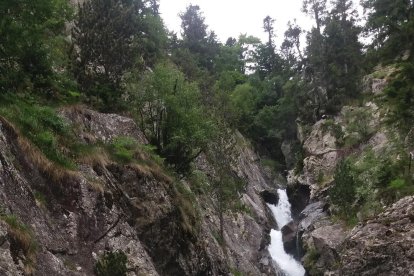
178 4 219 73
254 16 283 78
125 62 215 172
302 0 328 33
207 125 246 240
180 4 208 52
362 0 414 55
72 0 166 109
0 0 71 92
302 0 362 114
282 20 304 66
263 16 276 48
323 0 362 106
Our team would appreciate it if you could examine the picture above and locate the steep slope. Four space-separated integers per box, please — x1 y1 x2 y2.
286 66 414 275
0 106 281 275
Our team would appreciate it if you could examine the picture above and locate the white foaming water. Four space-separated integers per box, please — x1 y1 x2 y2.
267 189 305 276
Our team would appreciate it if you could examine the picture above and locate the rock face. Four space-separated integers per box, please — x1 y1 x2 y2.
299 196 414 275
339 196 414 276
0 107 280 275
193 131 280 275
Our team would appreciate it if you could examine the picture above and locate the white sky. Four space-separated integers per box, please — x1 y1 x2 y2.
159 0 314 45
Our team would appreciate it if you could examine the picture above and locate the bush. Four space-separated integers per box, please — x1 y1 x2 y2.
329 160 358 218
386 177 414 201
94 251 127 276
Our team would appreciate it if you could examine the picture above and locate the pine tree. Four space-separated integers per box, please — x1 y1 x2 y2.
72 0 166 109
302 0 328 33
178 4 219 73
362 0 414 55
323 0 362 107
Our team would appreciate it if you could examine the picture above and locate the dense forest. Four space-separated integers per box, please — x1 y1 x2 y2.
0 0 414 274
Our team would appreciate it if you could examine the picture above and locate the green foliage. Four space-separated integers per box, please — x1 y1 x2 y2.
321 119 344 145
206 127 247 240
0 0 72 93
109 137 137 164
303 0 362 114
230 268 244 276
384 62 414 134
362 0 414 59
108 137 165 167
188 170 210 195
387 177 414 201
229 83 258 129
303 246 322 276
329 160 358 218
125 62 215 172
179 4 220 74
173 181 201 238
94 251 127 276
0 95 75 168
389 178 406 189
342 107 376 147
34 190 47 208
261 158 285 176
72 0 166 110
330 139 413 222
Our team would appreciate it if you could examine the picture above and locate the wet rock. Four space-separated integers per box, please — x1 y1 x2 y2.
287 184 310 220
281 221 299 257
260 190 279 205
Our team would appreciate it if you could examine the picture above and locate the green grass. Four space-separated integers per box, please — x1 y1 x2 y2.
108 137 165 166
0 94 76 169
95 251 128 276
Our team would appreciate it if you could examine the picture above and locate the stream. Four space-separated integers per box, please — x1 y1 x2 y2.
267 189 305 276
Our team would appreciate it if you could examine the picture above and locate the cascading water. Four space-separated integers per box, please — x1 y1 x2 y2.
267 189 305 276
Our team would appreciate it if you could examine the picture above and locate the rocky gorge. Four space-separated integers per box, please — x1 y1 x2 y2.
282 67 414 276
0 106 290 275
1 72 414 276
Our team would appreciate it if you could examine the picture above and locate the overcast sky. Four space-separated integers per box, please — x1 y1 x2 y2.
159 0 314 45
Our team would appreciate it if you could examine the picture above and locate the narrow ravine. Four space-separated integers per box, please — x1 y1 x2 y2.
267 189 305 276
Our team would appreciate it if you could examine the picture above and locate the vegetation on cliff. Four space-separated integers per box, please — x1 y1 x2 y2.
1 0 414 274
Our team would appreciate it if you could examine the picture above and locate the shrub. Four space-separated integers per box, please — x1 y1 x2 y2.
343 107 375 147
109 137 137 163
329 160 358 218
303 247 322 276
94 251 127 276
387 178 414 201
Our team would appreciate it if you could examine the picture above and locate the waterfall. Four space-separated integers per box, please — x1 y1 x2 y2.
267 189 305 276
